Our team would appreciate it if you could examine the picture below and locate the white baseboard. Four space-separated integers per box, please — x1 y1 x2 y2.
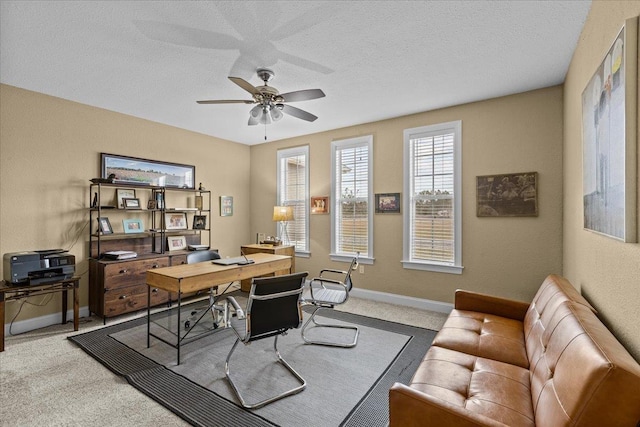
349 287 453 314
4 306 91 336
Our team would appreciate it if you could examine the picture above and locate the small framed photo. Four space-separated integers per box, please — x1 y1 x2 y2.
122 218 144 234
147 199 157 210
311 196 329 214
123 198 141 209
220 196 233 217
116 188 136 209
97 217 113 234
167 235 187 251
165 212 188 230
375 193 401 213
193 215 207 230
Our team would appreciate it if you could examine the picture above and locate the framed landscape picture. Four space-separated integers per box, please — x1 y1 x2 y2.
476 172 538 217
375 193 401 213
102 153 195 189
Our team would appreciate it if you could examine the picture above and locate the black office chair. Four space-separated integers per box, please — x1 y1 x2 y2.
224 271 309 409
301 253 359 348
184 250 227 331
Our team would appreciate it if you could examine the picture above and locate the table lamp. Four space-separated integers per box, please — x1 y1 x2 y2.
273 206 294 245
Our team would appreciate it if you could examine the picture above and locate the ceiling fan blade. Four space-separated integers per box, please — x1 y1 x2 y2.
282 105 318 122
229 76 259 96
280 89 326 103
197 100 254 104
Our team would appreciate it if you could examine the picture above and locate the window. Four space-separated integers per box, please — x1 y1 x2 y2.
277 146 309 254
403 121 462 274
331 135 373 263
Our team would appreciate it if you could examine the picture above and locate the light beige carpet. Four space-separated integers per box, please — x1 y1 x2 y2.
0 296 448 426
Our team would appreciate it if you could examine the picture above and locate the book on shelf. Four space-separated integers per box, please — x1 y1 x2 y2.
103 251 138 260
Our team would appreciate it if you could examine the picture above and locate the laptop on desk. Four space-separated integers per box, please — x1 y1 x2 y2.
212 256 254 266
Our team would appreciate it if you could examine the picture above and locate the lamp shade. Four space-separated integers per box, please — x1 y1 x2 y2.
273 206 294 222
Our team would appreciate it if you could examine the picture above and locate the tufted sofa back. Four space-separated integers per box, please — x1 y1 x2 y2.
523 275 596 367
528 301 640 426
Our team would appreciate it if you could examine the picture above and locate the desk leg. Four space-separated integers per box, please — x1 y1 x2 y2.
0 291 5 352
147 286 151 349
177 291 182 365
62 289 68 325
73 280 79 331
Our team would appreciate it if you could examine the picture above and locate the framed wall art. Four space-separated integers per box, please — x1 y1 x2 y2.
165 212 188 230
101 153 195 189
375 193 401 213
220 196 233 217
311 196 329 214
581 17 638 242
476 172 538 217
123 198 141 209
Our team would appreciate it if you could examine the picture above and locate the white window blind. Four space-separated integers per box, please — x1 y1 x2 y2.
277 146 309 253
331 136 373 262
403 121 462 274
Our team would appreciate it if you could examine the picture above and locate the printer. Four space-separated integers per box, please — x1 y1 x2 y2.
3 249 75 285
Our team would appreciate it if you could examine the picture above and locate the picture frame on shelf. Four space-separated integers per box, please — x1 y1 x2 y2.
97 217 113 234
165 212 188 230
375 193 401 213
220 196 233 217
101 153 195 189
167 235 187 251
147 199 157 210
193 215 207 230
116 188 136 209
122 218 144 234
154 191 165 209
123 198 141 209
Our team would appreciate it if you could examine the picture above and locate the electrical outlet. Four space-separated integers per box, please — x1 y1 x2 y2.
359 265 365 274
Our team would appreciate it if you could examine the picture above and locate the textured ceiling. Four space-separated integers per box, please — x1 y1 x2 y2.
0 1 591 145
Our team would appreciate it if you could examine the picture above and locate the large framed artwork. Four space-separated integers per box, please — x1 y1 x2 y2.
476 172 538 217
581 17 638 242
101 153 195 189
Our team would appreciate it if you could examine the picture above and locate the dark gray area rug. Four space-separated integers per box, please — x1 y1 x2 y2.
69 306 436 427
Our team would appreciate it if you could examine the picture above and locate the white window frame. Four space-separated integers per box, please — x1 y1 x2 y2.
402 121 463 274
277 145 310 256
330 135 374 264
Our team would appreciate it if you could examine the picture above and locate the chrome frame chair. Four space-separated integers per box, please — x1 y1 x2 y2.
183 250 227 331
301 253 359 348
224 271 309 409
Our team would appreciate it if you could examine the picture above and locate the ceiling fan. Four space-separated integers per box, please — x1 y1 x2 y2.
197 68 325 126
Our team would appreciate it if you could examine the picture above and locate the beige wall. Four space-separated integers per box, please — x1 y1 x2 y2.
251 86 564 305
0 84 251 321
563 1 640 360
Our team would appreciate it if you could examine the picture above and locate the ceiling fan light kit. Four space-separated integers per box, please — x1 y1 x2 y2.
197 68 325 128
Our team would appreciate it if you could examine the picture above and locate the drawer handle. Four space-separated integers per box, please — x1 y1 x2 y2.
152 264 160 269
152 288 159 293
119 269 128 274
119 294 128 300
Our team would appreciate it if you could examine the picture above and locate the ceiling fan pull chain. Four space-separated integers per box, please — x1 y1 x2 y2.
264 122 267 141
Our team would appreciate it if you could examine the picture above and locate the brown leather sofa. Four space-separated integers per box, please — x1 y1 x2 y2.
389 275 640 426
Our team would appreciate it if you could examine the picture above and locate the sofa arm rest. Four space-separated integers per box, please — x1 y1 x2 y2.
454 290 529 321
389 383 508 427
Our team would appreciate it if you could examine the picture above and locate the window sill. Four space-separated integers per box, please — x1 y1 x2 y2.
330 253 374 265
401 260 463 275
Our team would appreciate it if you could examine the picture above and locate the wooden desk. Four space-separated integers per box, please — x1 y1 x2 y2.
146 253 292 364
240 244 295 291
0 277 80 352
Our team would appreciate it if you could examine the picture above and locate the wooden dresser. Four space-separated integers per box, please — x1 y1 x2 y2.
89 236 204 320
240 244 295 291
